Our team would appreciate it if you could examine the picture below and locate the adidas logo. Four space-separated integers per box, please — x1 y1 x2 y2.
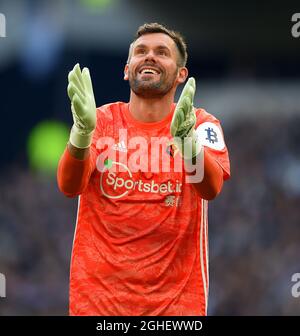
112 140 127 152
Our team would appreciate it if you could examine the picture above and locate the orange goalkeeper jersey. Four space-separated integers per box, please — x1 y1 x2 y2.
57 102 230 316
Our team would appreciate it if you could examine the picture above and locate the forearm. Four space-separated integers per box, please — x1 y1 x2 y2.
186 149 224 200
57 145 94 197
68 142 90 160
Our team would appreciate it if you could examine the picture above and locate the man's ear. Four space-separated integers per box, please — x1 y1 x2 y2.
124 64 129 81
177 67 188 84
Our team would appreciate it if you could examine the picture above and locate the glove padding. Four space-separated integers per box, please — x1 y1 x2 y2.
170 77 202 160
67 63 96 148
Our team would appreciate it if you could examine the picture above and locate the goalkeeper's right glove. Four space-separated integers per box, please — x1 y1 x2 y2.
67 63 96 149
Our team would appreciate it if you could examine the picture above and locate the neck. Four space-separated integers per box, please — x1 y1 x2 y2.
128 89 176 123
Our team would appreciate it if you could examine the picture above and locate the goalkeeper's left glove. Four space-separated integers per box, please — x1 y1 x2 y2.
170 77 203 160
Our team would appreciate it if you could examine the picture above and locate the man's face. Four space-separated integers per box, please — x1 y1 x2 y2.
125 33 184 98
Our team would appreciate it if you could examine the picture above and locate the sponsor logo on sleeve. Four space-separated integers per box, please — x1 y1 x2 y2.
195 122 225 151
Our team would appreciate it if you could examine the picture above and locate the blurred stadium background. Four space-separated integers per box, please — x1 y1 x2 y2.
0 0 300 315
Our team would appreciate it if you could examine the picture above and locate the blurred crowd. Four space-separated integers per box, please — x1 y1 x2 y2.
0 112 300 315
0 168 75 315
209 114 300 315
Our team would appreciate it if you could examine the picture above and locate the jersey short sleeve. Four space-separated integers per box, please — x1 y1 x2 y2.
194 108 230 181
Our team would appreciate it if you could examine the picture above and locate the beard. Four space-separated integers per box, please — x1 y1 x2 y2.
128 68 178 99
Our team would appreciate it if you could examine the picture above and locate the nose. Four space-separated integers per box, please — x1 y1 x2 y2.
144 50 156 63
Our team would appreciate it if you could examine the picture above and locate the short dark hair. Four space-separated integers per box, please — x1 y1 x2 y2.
128 22 188 67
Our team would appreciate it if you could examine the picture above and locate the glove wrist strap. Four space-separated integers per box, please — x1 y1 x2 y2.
174 129 203 160
69 125 93 149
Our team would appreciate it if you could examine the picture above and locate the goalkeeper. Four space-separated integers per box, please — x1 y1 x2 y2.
57 22 230 316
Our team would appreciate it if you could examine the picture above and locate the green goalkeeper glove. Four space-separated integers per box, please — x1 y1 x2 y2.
170 77 202 160
67 63 96 148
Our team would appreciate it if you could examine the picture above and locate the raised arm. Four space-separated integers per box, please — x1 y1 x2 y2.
57 63 97 197
171 78 224 200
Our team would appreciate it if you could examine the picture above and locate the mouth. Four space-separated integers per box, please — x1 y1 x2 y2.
138 66 161 75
